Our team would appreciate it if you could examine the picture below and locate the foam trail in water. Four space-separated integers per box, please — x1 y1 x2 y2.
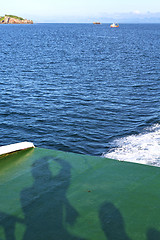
103 124 160 167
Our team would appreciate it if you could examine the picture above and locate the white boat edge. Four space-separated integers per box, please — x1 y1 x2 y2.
0 142 35 156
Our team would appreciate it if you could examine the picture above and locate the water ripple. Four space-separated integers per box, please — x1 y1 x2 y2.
0 23 160 161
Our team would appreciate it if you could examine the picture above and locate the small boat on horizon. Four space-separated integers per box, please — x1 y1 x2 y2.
110 23 119 28
93 22 101 24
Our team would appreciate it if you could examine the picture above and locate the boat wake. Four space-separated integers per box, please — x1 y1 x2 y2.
103 124 160 167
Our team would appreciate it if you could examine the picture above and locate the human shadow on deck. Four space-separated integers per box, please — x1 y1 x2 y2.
20 156 84 240
147 228 160 240
99 202 160 240
0 212 23 240
99 202 131 240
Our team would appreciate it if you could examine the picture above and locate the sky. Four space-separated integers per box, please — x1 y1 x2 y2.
1 0 160 23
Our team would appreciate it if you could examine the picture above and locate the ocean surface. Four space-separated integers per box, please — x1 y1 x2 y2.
0 23 160 166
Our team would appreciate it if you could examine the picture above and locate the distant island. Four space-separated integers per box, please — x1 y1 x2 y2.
0 15 33 24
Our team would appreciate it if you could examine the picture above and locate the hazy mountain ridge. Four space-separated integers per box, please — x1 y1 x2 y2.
93 12 160 23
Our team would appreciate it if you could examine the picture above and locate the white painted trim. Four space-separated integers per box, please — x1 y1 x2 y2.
0 142 35 156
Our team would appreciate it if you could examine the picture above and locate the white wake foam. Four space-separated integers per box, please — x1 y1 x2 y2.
103 124 160 167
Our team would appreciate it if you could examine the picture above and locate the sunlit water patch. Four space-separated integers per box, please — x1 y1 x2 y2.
103 124 160 167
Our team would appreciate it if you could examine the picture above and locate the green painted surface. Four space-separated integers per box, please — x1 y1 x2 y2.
0 147 160 240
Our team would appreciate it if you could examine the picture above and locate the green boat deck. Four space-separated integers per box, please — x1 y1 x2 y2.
0 147 160 240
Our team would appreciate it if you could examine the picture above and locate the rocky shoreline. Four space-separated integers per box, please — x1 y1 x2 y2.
0 15 33 24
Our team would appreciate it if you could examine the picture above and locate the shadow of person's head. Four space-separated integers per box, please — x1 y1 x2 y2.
99 202 131 240
147 228 160 240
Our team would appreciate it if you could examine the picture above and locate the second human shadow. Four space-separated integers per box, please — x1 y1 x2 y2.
99 202 131 240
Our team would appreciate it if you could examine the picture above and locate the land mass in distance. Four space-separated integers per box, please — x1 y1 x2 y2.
0 15 33 24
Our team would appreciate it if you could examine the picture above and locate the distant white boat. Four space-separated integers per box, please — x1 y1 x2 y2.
110 23 119 28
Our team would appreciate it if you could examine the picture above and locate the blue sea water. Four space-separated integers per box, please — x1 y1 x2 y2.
0 23 160 165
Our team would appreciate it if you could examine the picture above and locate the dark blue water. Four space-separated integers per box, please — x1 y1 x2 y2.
0 24 160 161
